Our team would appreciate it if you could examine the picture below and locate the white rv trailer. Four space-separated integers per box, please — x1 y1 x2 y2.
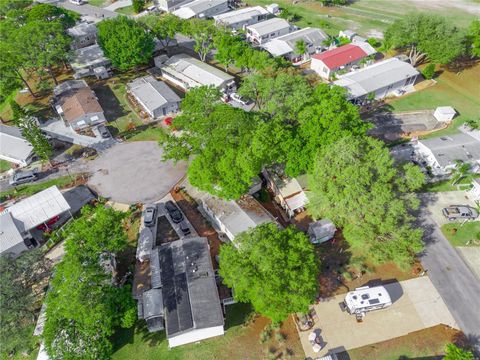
344 285 392 315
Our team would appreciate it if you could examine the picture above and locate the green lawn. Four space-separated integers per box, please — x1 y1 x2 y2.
88 0 108 6
116 5 136 15
112 303 254 360
422 177 473 192
388 64 480 139
0 159 11 173
441 222 480 247
0 175 78 202
125 125 164 142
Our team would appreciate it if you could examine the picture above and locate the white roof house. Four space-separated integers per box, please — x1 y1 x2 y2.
67 22 97 50
128 76 181 119
245 17 294 45
333 58 419 104
1 186 71 234
70 44 110 78
262 27 329 61
0 124 34 167
157 54 235 92
0 212 29 257
415 133 480 175
172 0 229 19
213 6 269 30
200 193 274 241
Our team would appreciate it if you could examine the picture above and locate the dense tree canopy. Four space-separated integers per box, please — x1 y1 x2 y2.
0 250 51 358
26 3 79 29
140 13 184 48
97 16 154 71
219 223 319 323
308 136 425 268
43 205 135 360
467 19 480 58
444 343 474 360
384 13 466 65
0 0 31 16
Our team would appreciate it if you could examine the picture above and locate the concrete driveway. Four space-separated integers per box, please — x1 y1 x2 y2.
88 141 187 204
299 277 457 358
422 191 477 227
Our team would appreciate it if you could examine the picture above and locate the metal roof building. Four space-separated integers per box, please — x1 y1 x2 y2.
157 54 235 92
246 17 291 37
128 76 181 119
213 6 269 30
333 58 419 102
0 124 34 167
1 186 71 234
0 212 28 256
262 27 329 58
172 0 229 19
70 44 110 78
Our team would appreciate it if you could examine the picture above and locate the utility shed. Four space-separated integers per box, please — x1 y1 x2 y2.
433 106 456 122
308 219 336 244
160 237 224 347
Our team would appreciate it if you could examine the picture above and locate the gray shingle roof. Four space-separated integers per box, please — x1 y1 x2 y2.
160 237 223 337
419 133 480 168
262 27 328 57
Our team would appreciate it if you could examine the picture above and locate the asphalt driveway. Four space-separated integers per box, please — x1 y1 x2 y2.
88 141 187 204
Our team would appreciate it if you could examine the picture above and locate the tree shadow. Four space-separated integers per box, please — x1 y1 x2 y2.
92 84 129 123
224 302 254 330
445 57 480 73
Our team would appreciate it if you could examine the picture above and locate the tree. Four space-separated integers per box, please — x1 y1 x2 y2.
213 31 248 71
465 117 480 130
11 101 53 162
43 205 135 360
0 0 31 16
467 19 480 58
26 3 79 29
132 0 145 13
284 83 369 176
451 161 471 185
422 63 436 79
384 13 466 65
0 250 51 357
444 343 474 360
97 17 154 71
15 20 71 85
308 136 424 268
140 13 183 48
295 39 307 60
160 87 265 199
219 223 319 323
183 18 216 61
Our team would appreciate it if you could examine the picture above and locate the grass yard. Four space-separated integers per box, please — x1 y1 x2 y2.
112 303 304 360
388 63 480 139
422 177 473 192
247 0 477 37
116 5 136 15
124 124 164 142
348 324 461 360
441 222 480 247
0 160 12 173
88 0 108 6
0 175 80 202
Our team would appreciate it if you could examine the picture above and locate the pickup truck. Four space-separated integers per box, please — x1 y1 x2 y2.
442 205 478 221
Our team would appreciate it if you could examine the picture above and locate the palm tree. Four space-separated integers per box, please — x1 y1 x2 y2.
295 40 307 62
451 161 471 185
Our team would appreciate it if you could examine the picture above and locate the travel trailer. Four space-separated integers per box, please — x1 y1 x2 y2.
344 285 392 315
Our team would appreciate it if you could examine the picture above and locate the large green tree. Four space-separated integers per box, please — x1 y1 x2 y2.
444 343 474 360
182 18 216 61
467 19 480 58
219 223 319 323
384 13 466 65
285 84 369 176
26 3 79 29
0 250 51 357
140 13 184 48
43 205 135 360
308 136 425 268
97 16 154 71
0 0 31 16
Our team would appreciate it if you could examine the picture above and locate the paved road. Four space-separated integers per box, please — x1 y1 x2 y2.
49 0 118 21
104 0 131 11
418 194 480 345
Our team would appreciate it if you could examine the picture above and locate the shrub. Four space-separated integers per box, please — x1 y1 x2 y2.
132 0 145 13
422 63 436 79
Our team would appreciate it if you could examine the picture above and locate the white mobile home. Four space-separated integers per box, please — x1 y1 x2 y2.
0 124 34 167
67 22 97 50
172 0 229 19
154 0 194 12
344 285 392 315
157 54 236 93
245 18 294 45
333 58 419 105
213 6 270 31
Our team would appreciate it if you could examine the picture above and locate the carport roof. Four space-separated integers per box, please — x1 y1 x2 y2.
1 186 71 233
0 212 25 255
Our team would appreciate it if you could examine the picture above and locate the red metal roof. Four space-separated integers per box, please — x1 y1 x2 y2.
312 44 368 70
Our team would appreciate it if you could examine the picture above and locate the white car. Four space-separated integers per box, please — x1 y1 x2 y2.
69 0 84 5
230 93 248 106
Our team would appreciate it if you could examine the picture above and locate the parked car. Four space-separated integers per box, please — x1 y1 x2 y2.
97 124 110 139
143 204 157 227
179 220 191 236
9 169 39 186
165 200 183 223
69 0 84 4
442 205 478 221
230 92 249 106
36 215 61 231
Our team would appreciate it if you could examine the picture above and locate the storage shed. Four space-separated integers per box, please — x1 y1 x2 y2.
433 106 456 122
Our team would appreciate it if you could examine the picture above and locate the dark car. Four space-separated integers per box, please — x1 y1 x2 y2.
97 124 110 139
143 204 157 227
165 200 183 223
9 169 39 186
179 220 191 236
